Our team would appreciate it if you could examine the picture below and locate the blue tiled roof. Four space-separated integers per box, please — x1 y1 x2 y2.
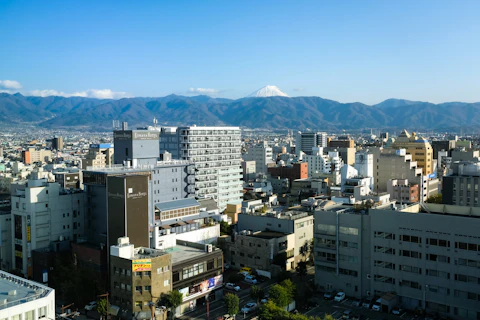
155 198 199 211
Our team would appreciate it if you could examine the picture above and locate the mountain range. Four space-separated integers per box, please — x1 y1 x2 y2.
1 92 479 131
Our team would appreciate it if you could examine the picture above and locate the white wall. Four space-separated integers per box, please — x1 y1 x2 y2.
175 225 220 244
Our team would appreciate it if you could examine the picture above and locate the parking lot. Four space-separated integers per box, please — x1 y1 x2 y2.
303 295 424 320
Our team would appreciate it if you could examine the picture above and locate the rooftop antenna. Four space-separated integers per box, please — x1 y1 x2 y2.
112 120 120 130
153 117 158 129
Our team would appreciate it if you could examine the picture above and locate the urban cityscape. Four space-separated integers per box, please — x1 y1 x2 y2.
1 1 480 320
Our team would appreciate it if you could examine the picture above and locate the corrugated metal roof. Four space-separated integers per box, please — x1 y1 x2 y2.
155 198 199 211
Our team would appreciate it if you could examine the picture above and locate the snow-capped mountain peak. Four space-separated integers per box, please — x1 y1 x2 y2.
247 85 289 98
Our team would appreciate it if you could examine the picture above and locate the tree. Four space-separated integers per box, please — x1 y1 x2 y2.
268 285 290 308
279 279 296 302
97 298 111 319
220 221 231 235
258 300 290 320
163 290 183 319
295 261 307 278
250 285 265 303
426 193 442 204
224 293 240 317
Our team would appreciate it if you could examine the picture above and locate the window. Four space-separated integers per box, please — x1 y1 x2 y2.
399 280 421 290
426 254 450 263
400 234 421 243
400 265 422 274
164 279 170 287
144 271 151 277
400 250 421 259
317 224 336 235
144 285 151 292
135 272 142 276
426 269 450 279
135 286 142 293
135 301 142 307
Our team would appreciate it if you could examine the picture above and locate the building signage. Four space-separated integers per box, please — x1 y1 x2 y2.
108 192 124 199
133 131 159 140
132 259 152 271
113 131 132 140
180 275 223 301
90 143 113 149
127 191 147 200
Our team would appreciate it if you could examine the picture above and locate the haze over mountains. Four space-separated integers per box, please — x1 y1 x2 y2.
1 92 479 131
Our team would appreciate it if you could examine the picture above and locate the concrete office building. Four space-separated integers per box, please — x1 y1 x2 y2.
314 202 480 319
54 170 82 190
114 124 161 167
82 143 114 169
219 231 295 276
51 136 64 151
304 147 345 177
0 270 55 320
451 149 480 162
329 136 355 149
431 140 456 159
295 131 328 155
236 210 314 269
0 209 12 271
22 148 52 165
160 126 243 210
268 163 308 187
443 161 480 207
387 179 419 203
391 130 434 176
243 141 274 174
10 178 86 277
241 160 256 182
354 151 374 190
110 237 172 320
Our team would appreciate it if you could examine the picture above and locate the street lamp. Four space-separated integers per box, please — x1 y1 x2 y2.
206 293 210 320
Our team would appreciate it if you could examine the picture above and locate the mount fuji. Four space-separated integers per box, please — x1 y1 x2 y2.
247 85 289 98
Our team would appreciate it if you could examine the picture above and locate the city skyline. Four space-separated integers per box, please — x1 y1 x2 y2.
0 0 479 104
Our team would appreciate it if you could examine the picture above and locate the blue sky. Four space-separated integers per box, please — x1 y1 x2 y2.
0 0 479 104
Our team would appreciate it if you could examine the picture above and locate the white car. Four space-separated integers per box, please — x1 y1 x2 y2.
334 292 346 302
225 283 241 291
244 275 257 284
260 293 270 304
84 301 97 311
241 302 258 314
372 299 382 311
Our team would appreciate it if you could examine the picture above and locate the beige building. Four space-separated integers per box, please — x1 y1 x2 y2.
391 130 434 176
110 237 172 320
82 143 114 169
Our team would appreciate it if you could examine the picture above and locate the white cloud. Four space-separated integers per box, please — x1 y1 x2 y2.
29 88 131 99
0 80 22 90
293 87 305 92
188 87 220 95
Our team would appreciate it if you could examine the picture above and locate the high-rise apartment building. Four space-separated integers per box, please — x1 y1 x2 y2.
22 148 52 165
160 126 242 210
391 130 434 176
314 202 480 319
295 131 328 155
114 124 160 167
243 141 273 174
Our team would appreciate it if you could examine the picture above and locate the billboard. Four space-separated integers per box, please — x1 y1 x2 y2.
132 259 152 271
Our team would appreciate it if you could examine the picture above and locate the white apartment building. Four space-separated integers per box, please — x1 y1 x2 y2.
354 151 374 190
160 126 242 210
10 179 86 277
0 270 55 320
304 147 344 177
243 141 274 174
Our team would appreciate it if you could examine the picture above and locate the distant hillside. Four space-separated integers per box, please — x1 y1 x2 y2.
1 93 479 130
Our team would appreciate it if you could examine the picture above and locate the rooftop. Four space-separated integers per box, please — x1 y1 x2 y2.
249 231 287 239
133 247 168 259
155 198 200 212
167 243 218 264
85 160 193 173
0 271 54 310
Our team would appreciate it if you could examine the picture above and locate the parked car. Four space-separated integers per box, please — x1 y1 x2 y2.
239 267 253 275
260 293 270 304
239 271 250 277
342 309 353 319
241 302 258 314
305 300 319 309
324 290 336 300
244 275 257 284
351 298 362 307
225 283 240 291
84 301 97 311
362 297 374 309
334 292 346 302
392 306 403 315
372 299 382 311
351 315 365 320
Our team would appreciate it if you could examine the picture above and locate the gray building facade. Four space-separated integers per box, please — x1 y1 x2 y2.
314 202 480 319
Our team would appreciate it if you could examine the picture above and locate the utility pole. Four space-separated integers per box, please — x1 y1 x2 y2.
98 292 109 320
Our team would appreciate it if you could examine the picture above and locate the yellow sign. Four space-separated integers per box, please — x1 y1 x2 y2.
132 259 151 271
27 226 31 242
15 250 23 258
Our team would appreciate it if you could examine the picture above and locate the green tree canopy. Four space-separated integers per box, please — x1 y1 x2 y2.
250 285 265 303
96 298 111 317
426 193 442 204
162 290 183 319
279 279 296 302
224 293 240 316
268 284 290 308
